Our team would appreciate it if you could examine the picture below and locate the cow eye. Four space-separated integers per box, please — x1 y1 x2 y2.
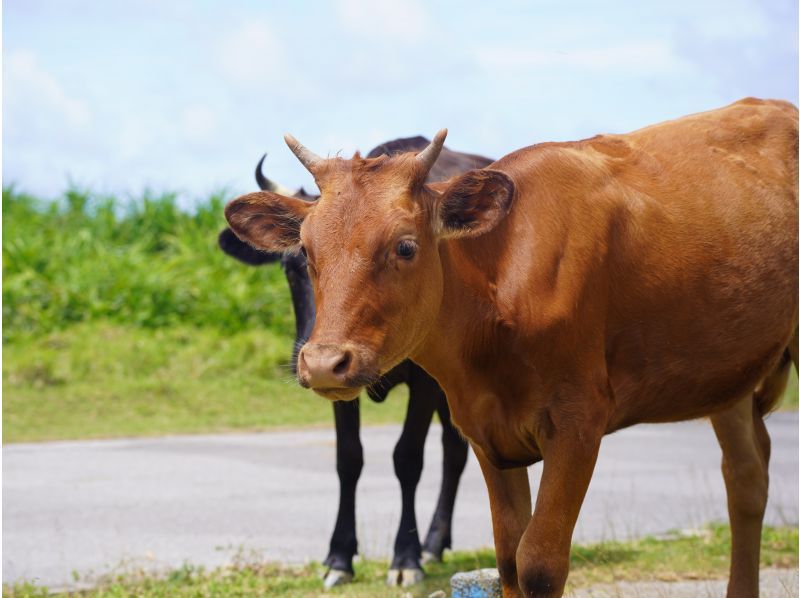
299 245 308 258
396 239 417 260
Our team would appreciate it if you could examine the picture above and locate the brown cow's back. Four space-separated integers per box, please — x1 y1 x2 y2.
438 98 797 433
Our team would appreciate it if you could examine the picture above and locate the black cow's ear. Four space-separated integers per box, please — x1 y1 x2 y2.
224 191 312 252
218 228 281 265
434 169 514 239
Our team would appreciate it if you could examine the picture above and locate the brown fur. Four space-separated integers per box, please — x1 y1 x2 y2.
224 191 312 252
225 98 798 596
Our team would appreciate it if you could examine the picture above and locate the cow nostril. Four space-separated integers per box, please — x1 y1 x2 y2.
333 351 352 376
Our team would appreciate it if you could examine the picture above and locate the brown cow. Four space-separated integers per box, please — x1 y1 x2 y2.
225 98 798 597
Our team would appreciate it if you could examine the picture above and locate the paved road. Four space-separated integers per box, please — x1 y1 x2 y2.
3 413 797 589
571 569 798 597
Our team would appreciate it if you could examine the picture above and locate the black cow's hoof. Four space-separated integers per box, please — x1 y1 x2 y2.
386 568 425 586
422 528 452 563
322 568 353 588
421 550 442 564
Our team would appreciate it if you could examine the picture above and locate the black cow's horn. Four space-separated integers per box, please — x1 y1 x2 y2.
255 154 295 196
416 128 448 174
284 134 322 174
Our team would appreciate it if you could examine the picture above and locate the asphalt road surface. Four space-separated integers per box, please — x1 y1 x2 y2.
4 412 797 589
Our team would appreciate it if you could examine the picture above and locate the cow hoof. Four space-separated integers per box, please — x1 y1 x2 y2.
421 550 442 564
401 568 425 586
387 568 425 586
322 569 353 588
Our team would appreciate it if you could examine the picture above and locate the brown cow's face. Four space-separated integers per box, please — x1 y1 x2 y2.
225 141 514 401
295 159 444 400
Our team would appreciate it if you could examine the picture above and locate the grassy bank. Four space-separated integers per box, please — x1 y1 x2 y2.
3 321 409 443
5 524 797 597
6 319 794 443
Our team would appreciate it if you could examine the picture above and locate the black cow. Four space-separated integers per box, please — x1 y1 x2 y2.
219 137 492 587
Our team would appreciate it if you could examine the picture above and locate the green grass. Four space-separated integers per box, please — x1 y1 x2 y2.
3 321 409 443
4 524 797 597
564 524 797 586
3 187 295 341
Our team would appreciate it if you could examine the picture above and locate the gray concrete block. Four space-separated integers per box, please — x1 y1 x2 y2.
451 568 502 598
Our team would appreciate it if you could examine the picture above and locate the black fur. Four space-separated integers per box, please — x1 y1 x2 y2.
218 228 280 266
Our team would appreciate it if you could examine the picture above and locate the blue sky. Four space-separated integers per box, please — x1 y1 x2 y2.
4 0 798 203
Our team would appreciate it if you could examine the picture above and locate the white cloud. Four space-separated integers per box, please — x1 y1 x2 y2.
477 41 690 75
685 0 770 39
336 0 430 42
181 105 219 145
215 20 287 87
5 50 90 129
3 49 98 195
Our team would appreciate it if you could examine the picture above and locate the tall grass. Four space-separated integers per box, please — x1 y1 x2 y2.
3 187 294 341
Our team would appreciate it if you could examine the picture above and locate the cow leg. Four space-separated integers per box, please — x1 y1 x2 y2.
421 389 469 563
387 386 437 586
515 405 606 597
473 445 531 597
322 399 363 588
711 395 771 598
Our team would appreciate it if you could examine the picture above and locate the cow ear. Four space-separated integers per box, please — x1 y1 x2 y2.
224 191 312 252
218 227 281 265
434 169 515 238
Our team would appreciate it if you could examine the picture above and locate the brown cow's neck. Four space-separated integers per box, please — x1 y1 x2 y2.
413 236 506 404
412 233 548 467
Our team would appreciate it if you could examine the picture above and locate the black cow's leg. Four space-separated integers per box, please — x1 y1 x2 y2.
421 387 469 563
322 399 363 588
387 381 437 587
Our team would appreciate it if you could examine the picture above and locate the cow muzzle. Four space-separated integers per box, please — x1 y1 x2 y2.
297 343 377 401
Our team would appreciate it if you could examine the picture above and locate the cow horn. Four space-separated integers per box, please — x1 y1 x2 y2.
255 154 296 196
416 128 448 173
284 134 322 174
